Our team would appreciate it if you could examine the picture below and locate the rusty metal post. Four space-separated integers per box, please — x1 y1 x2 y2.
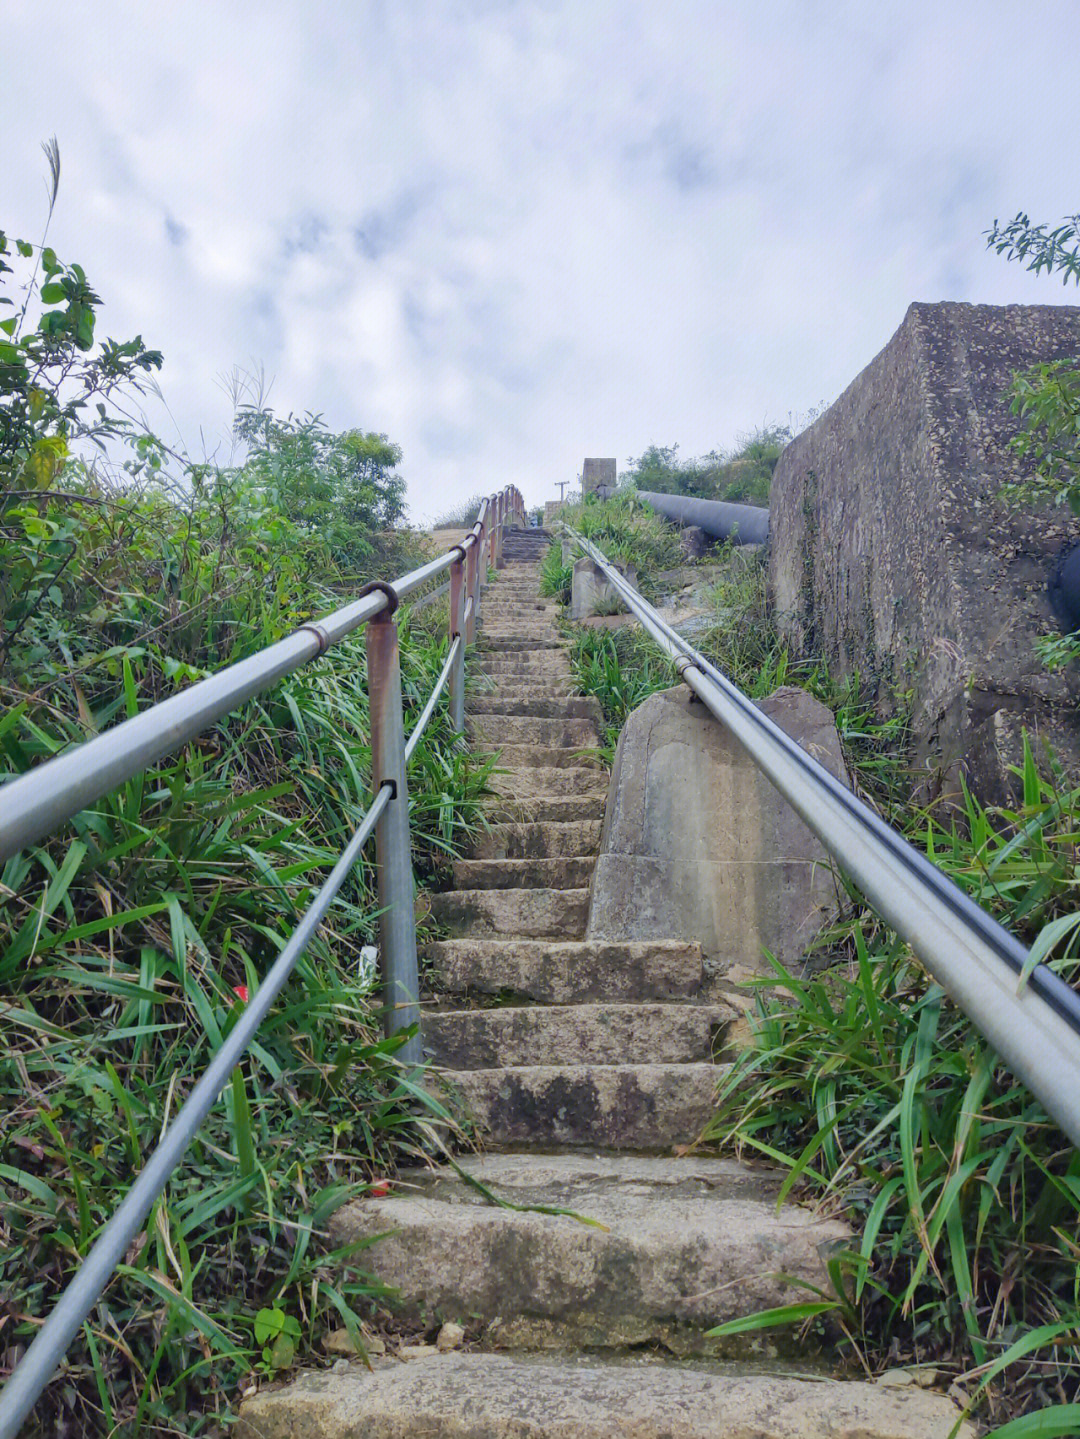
448 553 466 733
365 611 421 1062
476 521 487 612
494 494 505 569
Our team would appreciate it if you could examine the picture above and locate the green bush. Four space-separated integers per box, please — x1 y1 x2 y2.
621 428 791 505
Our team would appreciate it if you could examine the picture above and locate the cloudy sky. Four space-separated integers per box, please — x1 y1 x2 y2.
6 1 1079 519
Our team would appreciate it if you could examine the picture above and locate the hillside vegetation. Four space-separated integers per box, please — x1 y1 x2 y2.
621 426 795 505
1 205 492 1434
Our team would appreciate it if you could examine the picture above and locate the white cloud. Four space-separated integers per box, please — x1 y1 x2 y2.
5 0 1080 518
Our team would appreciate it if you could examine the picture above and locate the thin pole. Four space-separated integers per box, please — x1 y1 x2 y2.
448 555 466 733
365 612 421 1062
464 540 478 646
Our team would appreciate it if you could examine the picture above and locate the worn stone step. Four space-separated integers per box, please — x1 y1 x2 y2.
328 1154 846 1347
477 633 562 646
445 1062 722 1148
477 655 573 675
467 696 601 719
429 887 590 939
490 766 607 799
472 819 603 859
481 602 556 615
425 1002 734 1067
491 794 606 823
239 1351 973 1439
468 715 600 746
451 856 595 890
478 636 564 651
425 938 703 1003
470 680 578 701
484 745 602 770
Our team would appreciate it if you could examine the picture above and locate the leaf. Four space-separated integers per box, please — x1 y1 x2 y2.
39 282 66 304
980 1404 1080 1437
706 1301 839 1336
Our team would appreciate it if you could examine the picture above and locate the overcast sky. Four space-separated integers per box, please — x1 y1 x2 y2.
6 1 1079 519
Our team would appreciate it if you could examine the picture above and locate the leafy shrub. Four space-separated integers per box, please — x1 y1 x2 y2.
621 427 793 505
538 540 572 602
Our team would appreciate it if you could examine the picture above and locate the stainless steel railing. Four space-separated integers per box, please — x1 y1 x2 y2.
0 484 525 1437
563 525 1080 1150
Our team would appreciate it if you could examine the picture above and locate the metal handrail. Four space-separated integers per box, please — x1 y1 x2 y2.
564 525 1080 1148
0 485 525 1437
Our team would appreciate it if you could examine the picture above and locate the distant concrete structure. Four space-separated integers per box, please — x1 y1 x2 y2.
583 458 616 497
769 300 1080 802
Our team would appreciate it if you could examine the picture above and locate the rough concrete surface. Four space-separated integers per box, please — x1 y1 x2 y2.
570 556 637 620
442 1061 723 1148
237 1351 974 1439
424 938 704 1003
471 819 604 860
451 856 596 890
769 300 1080 801
329 1152 848 1340
587 685 844 968
429 886 591 939
423 1000 734 1067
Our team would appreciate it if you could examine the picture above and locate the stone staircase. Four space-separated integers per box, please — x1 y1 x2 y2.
238 536 972 1438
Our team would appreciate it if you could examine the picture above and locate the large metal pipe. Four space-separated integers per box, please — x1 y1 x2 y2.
635 489 769 545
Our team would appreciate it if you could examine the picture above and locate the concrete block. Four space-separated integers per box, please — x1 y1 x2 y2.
570 557 637 620
770 300 1080 802
587 685 843 970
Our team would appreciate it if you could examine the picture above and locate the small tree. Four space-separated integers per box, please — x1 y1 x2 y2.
986 212 1080 515
234 408 406 571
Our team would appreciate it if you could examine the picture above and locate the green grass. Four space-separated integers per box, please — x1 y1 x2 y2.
0 585 496 1435
703 757 1080 1431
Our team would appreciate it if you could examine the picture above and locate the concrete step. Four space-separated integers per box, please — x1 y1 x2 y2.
429 887 591 940
478 636 564 651
490 766 607 799
451 856 595 890
425 1001 735 1067
327 1154 847 1346
472 819 603 859
469 680 579 701
491 794 606 823
481 601 556 614
476 655 573 675
467 715 601 746
425 938 703 1003
239 1351 973 1439
484 745 602 770
467 696 601 719
445 1062 722 1149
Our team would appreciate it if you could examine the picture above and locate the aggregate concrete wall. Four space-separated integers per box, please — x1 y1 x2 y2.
587 685 844 971
769 301 1080 801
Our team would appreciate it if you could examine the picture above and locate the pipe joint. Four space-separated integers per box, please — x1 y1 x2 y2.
295 621 332 655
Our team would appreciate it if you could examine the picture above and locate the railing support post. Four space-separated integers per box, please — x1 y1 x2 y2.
365 612 422 1064
475 522 487 613
448 554 466 734
464 539 478 645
